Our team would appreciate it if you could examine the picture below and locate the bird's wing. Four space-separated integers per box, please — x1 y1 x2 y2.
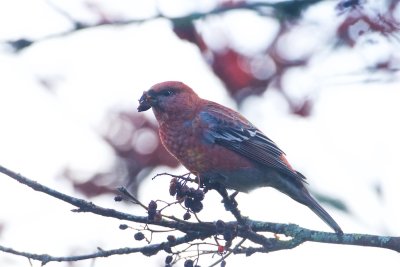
199 102 306 182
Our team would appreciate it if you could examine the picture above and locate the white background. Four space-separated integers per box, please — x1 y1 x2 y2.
0 1 399 266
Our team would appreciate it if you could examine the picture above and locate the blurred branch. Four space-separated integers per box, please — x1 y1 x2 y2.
0 232 203 265
4 0 324 52
0 164 399 265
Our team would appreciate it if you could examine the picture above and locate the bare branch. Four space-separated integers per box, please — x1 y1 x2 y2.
0 164 399 266
0 232 203 265
2 0 325 52
248 220 400 252
0 165 219 238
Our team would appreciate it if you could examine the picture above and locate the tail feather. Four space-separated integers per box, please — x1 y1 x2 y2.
264 170 343 234
301 190 343 234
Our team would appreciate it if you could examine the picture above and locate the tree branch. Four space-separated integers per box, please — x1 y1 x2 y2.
0 164 399 265
3 0 324 52
0 165 215 235
0 232 203 265
247 220 400 252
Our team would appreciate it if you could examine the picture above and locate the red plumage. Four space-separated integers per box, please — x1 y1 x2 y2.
138 81 342 234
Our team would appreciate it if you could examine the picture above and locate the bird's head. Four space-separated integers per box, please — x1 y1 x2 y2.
138 81 200 121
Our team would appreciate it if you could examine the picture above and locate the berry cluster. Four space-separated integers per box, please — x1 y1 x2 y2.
169 178 205 219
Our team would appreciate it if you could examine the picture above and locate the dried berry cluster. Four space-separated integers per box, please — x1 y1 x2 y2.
169 178 205 219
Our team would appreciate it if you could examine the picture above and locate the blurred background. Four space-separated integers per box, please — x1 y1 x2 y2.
0 0 399 266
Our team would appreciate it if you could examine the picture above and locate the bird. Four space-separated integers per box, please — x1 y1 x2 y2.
137 81 343 234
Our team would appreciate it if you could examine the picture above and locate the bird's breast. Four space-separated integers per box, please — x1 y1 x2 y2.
159 122 206 172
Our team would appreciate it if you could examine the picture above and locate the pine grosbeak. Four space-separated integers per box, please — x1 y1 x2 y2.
138 81 342 234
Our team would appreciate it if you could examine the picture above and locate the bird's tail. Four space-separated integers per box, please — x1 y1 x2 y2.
300 189 343 234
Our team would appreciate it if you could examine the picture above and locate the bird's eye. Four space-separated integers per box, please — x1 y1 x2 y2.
161 90 174 97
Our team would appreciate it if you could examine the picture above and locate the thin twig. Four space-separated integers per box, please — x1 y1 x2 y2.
117 187 148 209
152 172 195 182
0 233 203 265
208 238 247 267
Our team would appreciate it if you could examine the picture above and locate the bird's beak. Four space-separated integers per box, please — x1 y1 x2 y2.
137 91 153 112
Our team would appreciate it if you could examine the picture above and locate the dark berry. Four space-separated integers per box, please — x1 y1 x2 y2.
183 212 191 220
221 260 226 267
134 232 145 241
148 200 157 210
119 224 128 230
188 187 196 196
184 197 194 209
181 185 190 195
169 178 177 196
148 208 156 221
114 196 123 202
176 187 185 199
167 235 176 243
165 255 173 264
148 200 158 221
190 200 203 213
184 259 194 267
193 189 204 201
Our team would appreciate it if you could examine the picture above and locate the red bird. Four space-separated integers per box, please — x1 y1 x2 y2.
138 81 342 234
